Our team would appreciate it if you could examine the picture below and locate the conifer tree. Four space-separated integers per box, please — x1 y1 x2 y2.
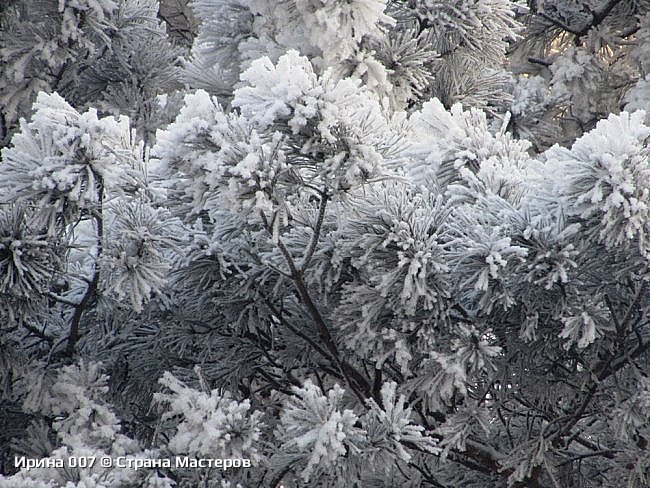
0 0 181 147
2 1 650 487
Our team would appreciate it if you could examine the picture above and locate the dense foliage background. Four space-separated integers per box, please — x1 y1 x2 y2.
1 1 650 487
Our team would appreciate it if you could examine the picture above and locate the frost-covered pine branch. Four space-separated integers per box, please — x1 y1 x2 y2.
2 1 650 487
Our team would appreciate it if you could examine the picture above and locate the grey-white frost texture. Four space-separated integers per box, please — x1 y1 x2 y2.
1 1 650 487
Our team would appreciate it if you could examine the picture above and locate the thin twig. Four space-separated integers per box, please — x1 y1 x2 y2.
300 192 328 271
557 449 620 467
65 172 104 357
260 210 372 401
